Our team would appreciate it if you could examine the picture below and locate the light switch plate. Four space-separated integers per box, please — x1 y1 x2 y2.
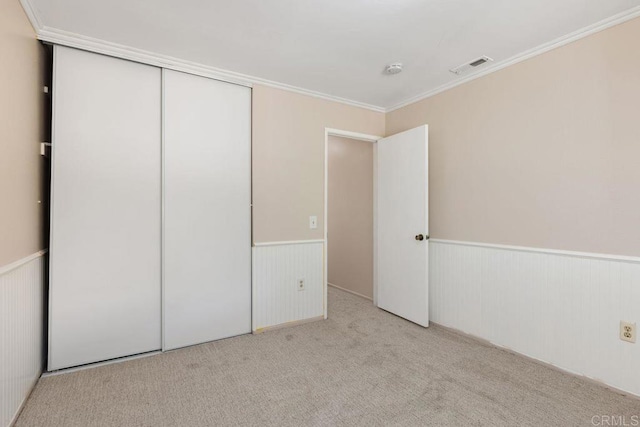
309 216 317 229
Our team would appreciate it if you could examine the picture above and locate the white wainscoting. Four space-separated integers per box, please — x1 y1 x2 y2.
252 241 324 332
0 251 46 427
429 239 640 397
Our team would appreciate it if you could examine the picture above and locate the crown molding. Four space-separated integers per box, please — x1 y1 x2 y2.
386 5 640 112
19 0 640 114
18 0 383 113
20 10 386 113
37 27 386 112
37 26 254 87
19 0 43 32
19 0 385 112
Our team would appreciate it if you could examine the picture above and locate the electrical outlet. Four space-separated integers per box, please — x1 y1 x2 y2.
297 279 305 291
620 321 636 343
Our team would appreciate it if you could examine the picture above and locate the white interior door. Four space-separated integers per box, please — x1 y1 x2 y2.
376 125 429 327
163 70 251 351
49 46 162 370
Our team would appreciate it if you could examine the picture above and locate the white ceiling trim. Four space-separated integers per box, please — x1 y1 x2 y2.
19 0 386 113
386 5 640 112
36 26 387 112
19 0 640 114
38 26 254 87
19 0 42 32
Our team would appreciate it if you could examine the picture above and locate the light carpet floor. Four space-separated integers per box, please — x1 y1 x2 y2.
17 288 640 426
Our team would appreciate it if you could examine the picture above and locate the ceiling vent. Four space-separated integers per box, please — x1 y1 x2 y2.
449 56 493 76
385 63 403 75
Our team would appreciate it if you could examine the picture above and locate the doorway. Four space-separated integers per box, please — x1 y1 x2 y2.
327 134 375 300
323 126 429 326
324 129 381 315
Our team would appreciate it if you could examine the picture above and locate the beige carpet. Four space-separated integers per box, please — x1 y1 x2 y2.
17 288 640 426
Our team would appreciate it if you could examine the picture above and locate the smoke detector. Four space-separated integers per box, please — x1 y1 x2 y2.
385 63 403 75
449 56 493 76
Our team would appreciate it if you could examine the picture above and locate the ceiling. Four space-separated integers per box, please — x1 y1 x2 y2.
28 0 640 110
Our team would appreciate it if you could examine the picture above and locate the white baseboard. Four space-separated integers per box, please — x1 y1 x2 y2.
431 321 640 400
429 240 640 397
327 283 373 301
252 316 324 334
42 351 161 377
1 251 46 427
7 378 40 427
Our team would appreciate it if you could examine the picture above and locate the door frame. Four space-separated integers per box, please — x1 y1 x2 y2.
323 128 382 318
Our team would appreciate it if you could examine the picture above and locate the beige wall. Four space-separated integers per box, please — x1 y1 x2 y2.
252 85 384 243
327 136 373 299
386 17 640 257
0 0 46 266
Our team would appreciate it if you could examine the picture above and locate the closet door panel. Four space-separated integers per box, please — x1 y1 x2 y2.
49 46 161 370
163 70 251 350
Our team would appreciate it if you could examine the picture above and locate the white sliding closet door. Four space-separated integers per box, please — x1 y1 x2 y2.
49 46 162 370
163 70 251 350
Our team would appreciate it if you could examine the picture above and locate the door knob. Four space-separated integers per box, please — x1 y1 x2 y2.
415 234 424 241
